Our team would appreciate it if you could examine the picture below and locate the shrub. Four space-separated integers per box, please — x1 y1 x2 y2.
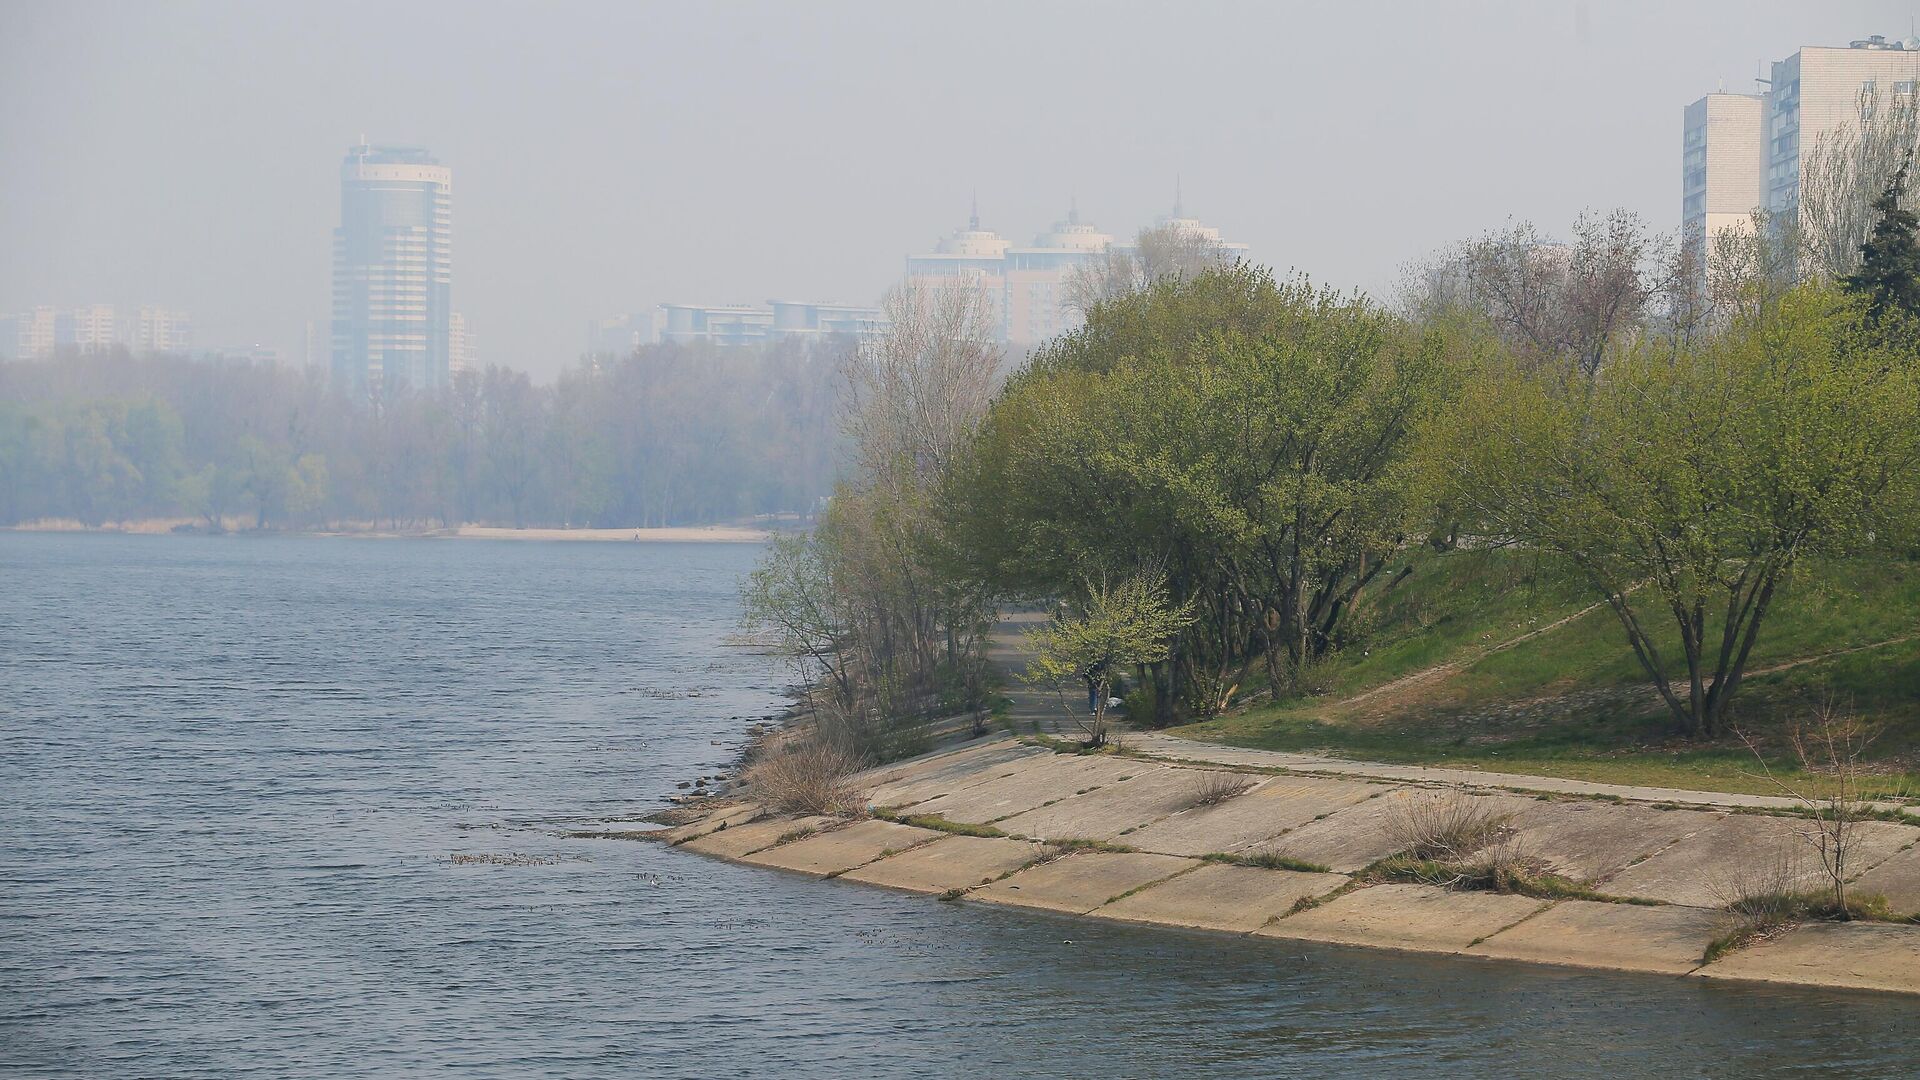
743 740 868 817
1383 791 1514 861
1188 770 1257 807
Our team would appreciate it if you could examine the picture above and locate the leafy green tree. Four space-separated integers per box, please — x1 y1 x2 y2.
1841 164 1920 323
956 266 1444 722
1022 570 1194 747
1429 286 1920 736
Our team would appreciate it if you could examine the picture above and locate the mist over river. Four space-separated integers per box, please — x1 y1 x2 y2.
2 533 1916 1078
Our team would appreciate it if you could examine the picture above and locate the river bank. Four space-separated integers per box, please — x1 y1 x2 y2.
653 733 1920 997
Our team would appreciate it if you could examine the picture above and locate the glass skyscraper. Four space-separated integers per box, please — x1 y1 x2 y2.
330 141 452 391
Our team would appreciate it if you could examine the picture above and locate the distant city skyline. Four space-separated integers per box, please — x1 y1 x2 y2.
3 2 1910 377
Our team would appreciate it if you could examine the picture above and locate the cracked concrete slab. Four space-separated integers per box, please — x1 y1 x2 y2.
739 819 944 877
1506 799 1716 885
1465 899 1723 974
654 802 763 844
1092 863 1349 933
1603 813 1918 908
969 851 1199 915
1254 884 1545 954
839 835 1047 894
861 740 1050 809
1245 787 1459 873
1123 775 1382 857
1694 921 1920 994
1851 842 1920 918
993 766 1208 842
679 814 833 859
900 755 1139 825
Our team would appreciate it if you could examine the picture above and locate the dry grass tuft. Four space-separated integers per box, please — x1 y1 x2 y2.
1384 791 1514 862
1188 770 1257 808
743 740 868 817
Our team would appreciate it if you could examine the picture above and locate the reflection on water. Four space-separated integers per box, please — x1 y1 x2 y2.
1 533 1913 1078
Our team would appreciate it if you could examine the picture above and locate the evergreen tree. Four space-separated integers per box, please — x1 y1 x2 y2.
1841 163 1920 322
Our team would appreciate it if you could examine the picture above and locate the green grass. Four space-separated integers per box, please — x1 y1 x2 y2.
1200 850 1332 874
1173 552 1920 798
870 809 1007 838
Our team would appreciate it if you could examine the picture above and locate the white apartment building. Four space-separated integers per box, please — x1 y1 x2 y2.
0 307 57 359
906 198 1247 348
59 304 119 353
1685 35 1920 249
134 305 194 353
449 312 474 374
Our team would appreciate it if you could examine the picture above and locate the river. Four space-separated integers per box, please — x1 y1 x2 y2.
2 533 1915 1078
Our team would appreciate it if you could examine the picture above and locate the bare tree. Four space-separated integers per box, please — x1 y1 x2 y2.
1738 704 1901 918
1799 85 1920 281
841 282 1002 481
1064 224 1233 313
1402 210 1666 376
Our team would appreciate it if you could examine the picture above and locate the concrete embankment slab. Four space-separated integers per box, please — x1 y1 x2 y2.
1851 842 1920 917
1246 788 1435 873
902 755 1137 825
1506 800 1712 884
657 802 763 844
1465 900 1723 975
680 815 831 859
1604 814 1918 908
1123 775 1381 857
993 766 1207 842
970 852 1199 915
839 835 1047 894
740 819 944 877
1092 863 1349 933
1254 884 1545 954
861 740 1049 809
1695 922 1920 995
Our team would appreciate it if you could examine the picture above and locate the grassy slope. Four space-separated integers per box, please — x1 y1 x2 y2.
1176 550 1920 797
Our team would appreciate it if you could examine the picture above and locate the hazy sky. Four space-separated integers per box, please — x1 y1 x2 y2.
1 1 1911 378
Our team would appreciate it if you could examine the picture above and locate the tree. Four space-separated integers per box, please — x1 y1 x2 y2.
1430 286 1920 737
1064 223 1236 313
957 266 1444 723
1404 210 1667 377
1841 163 1920 323
1022 569 1194 748
1800 85 1920 282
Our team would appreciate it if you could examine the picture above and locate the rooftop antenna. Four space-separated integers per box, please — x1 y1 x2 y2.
1174 175 1185 218
1069 190 1079 225
969 189 979 231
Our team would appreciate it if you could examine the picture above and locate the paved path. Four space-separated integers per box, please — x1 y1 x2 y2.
985 617 1911 816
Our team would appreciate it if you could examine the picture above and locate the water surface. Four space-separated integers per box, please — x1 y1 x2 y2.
2 533 1915 1078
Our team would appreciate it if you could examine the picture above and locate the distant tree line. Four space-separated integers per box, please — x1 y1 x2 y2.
0 339 845 530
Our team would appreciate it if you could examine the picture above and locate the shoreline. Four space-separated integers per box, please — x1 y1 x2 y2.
634 733 1920 998
3 521 775 543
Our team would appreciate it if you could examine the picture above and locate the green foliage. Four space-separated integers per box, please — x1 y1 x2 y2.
1022 570 1195 746
955 265 1448 722
1427 286 1920 736
1841 165 1920 324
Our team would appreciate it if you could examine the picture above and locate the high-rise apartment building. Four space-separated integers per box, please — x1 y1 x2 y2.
449 312 474 374
331 141 453 392
58 304 119 353
1685 35 1920 251
0 307 57 359
133 305 194 354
